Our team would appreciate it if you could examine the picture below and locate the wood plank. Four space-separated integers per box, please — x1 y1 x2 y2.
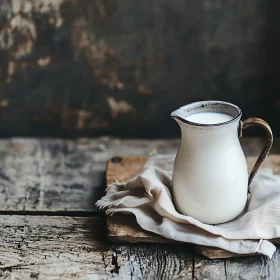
0 215 109 277
195 245 261 259
0 215 193 280
108 214 175 243
0 137 278 213
0 214 276 279
194 249 280 280
224 251 280 279
0 138 179 212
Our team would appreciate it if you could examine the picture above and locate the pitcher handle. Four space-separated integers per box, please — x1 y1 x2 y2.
238 118 273 189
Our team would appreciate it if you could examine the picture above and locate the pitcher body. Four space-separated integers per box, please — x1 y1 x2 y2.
171 101 273 224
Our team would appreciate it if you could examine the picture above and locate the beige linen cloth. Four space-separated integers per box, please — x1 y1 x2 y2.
96 154 280 258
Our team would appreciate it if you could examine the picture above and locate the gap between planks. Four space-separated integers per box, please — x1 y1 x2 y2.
0 210 104 217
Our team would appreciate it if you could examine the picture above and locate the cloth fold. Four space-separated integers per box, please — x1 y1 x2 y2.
96 154 280 258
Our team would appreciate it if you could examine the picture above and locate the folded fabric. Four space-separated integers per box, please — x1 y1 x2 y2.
96 154 280 258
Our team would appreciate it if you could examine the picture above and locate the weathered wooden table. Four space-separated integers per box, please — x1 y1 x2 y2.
0 137 280 279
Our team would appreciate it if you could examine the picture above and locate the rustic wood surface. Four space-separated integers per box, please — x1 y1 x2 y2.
0 137 280 279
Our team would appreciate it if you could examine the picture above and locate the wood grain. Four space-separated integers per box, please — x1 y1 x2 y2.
194 251 280 280
0 138 179 212
107 214 174 243
0 215 193 280
0 215 110 279
223 251 280 279
106 154 280 259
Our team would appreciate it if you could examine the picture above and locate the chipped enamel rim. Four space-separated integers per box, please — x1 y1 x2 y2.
171 101 242 127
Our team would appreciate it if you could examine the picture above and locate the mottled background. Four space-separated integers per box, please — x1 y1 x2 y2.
0 0 279 137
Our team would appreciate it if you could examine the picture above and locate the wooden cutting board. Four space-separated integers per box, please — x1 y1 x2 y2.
106 155 280 259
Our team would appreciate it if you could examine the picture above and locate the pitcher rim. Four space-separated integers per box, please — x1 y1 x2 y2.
171 100 242 127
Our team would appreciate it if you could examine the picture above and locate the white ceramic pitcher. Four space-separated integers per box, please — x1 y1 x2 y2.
171 101 273 224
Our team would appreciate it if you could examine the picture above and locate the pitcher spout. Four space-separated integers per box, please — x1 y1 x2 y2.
170 111 179 120
171 108 189 128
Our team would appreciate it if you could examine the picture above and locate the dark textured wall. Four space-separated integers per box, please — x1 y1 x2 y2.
0 0 279 137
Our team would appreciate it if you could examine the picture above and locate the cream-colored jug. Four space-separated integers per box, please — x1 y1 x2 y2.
171 101 273 224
